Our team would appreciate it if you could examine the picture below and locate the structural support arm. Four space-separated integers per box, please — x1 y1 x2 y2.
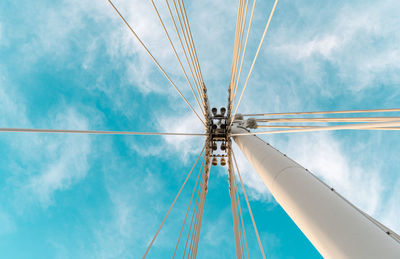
232 126 400 258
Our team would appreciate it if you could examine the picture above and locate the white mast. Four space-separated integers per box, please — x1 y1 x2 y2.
232 126 400 258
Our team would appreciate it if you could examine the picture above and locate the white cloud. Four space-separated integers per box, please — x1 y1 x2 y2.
380 178 400 233
23 109 92 207
275 35 340 60
2 0 400 254
0 209 16 236
0 72 30 127
284 133 383 215
270 0 400 91
231 130 400 235
157 111 205 160
89 158 174 258
203 207 235 247
232 143 272 201
0 80 93 208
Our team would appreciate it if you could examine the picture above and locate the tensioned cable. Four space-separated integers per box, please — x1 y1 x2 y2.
182 163 204 259
189 191 201 258
232 167 245 259
172 155 205 258
257 125 400 130
172 0 204 94
180 1 211 119
176 0 200 81
107 0 205 126
232 0 257 111
230 0 245 87
242 108 400 117
229 0 249 109
232 149 266 259
142 146 205 258
188 172 205 258
188 197 199 258
179 0 204 85
177 0 209 115
165 0 205 107
0 128 206 136
191 188 205 258
254 117 400 123
228 158 243 259
191 161 209 258
231 120 400 136
234 0 249 88
231 0 279 127
233 166 250 259
228 0 245 114
150 0 205 116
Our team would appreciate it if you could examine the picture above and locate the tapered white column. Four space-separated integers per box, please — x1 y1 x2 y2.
232 126 400 258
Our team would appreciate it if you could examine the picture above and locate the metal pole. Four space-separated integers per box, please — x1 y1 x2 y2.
232 126 400 258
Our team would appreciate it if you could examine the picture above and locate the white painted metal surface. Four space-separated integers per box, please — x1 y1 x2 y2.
232 126 400 258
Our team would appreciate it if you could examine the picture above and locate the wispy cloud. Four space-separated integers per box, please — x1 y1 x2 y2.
158 112 205 155
1 0 400 257
0 209 16 236
25 109 92 206
270 0 400 91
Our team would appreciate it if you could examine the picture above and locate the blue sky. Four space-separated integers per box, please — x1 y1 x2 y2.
0 0 400 258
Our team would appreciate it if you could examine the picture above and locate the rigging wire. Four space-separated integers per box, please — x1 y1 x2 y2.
231 0 279 126
230 0 245 87
0 128 206 136
228 157 243 258
173 155 205 258
191 189 205 258
230 0 249 115
175 0 207 114
182 160 204 258
172 0 204 94
233 166 250 259
235 0 249 87
179 0 204 85
107 0 205 126
188 205 199 258
188 177 205 259
232 0 257 111
242 108 400 117
188 191 201 258
254 117 400 123
165 0 205 107
228 0 246 115
179 0 210 116
150 0 205 116
257 125 400 129
233 168 245 259
231 120 400 136
142 146 205 258
232 149 266 259
191 158 210 258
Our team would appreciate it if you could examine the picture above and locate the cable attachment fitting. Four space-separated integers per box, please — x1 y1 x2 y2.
245 118 257 129
232 114 258 129
209 107 228 166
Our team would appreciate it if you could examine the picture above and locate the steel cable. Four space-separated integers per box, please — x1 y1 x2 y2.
142 146 205 258
232 150 266 259
150 0 205 116
231 0 279 126
107 0 205 126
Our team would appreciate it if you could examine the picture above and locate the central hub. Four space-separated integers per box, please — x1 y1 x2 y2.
209 107 228 166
